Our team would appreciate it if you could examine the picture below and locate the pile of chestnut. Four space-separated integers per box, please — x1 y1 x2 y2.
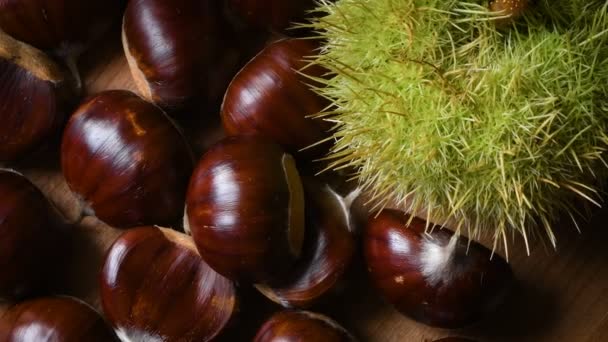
0 0 513 341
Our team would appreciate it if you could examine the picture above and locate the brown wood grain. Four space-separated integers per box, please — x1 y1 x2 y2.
1 29 607 342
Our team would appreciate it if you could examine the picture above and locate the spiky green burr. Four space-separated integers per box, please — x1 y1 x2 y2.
305 0 608 253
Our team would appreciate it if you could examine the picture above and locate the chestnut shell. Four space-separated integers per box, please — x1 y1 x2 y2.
364 209 513 329
61 90 193 228
0 297 119 342
0 170 67 299
222 38 330 159
0 0 125 52
100 226 237 341
186 135 305 283
254 311 356 342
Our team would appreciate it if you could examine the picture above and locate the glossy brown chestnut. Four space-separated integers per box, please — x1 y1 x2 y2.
0 297 118 341
0 0 125 88
100 226 237 342
364 209 513 329
256 179 356 308
228 0 315 32
0 30 72 162
254 311 356 342
0 170 67 299
61 90 193 228
186 135 305 283
123 0 239 110
221 38 330 159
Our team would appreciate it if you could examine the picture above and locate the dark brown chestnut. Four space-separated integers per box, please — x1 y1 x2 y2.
186 135 305 283
0 0 125 88
0 169 68 299
254 310 356 342
0 296 118 341
61 90 193 228
100 226 237 341
255 178 356 308
364 209 513 329
433 338 477 342
123 0 240 111
228 0 315 32
221 38 330 159
0 30 73 162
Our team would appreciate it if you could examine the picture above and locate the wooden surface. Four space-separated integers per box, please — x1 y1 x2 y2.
1 29 608 342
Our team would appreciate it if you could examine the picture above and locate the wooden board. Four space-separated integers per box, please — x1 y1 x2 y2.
1 28 607 342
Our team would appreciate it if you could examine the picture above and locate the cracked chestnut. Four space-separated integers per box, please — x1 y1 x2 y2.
364 209 513 329
221 38 330 159
0 297 118 341
100 226 238 341
0 170 67 299
254 311 356 342
0 30 73 162
186 135 305 283
256 178 356 308
61 90 193 228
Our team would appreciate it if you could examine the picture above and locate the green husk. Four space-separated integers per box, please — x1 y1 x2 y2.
304 0 608 253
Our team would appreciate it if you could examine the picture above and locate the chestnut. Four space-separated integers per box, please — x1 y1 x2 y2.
254 311 356 342
221 38 330 159
100 226 237 341
61 90 193 228
0 30 73 162
123 0 239 110
364 209 513 329
0 0 125 89
227 0 315 32
256 179 356 308
186 135 305 283
0 169 68 299
0 296 118 341
433 338 477 342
